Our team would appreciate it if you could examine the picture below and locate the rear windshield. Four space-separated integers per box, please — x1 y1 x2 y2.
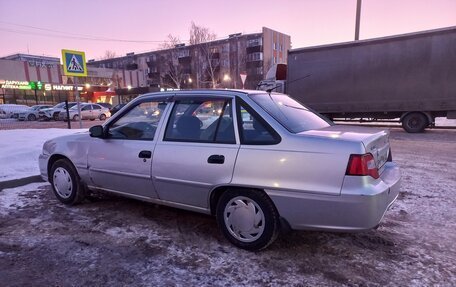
249 93 332 133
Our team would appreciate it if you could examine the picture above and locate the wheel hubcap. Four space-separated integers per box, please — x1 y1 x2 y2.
224 196 265 242
53 167 73 199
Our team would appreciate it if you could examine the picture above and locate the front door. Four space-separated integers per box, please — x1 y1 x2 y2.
88 99 168 199
152 96 239 208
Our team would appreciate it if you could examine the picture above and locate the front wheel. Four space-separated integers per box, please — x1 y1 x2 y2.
402 112 428 133
50 159 86 205
99 114 106 121
28 114 36 121
73 114 80 121
216 189 280 251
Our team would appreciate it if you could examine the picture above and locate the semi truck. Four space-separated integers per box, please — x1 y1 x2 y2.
258 26 456 132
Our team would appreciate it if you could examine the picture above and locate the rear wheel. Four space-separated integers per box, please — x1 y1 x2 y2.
402 112 428 133
73 114 80 121
99 114 106 121
53 113 59 121
216 189 280 251
50 159 85 205
27 114 36 121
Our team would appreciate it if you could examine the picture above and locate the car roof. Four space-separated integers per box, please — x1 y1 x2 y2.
137 89 268 101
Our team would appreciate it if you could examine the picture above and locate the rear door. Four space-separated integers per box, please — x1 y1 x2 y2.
80 105 92 120
152 95 239 209
91 104 102 119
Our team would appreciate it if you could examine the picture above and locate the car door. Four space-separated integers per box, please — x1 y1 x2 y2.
80 104 92 120
87 98 169 199
91 104 102 119
152 95 240 209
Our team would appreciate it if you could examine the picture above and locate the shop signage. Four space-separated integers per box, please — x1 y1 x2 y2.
44 83 83 91
62 49 87 77
28 61 56 68
0 80 42 90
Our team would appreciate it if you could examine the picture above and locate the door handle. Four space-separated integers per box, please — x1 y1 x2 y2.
138 150 152 159
208 154 225 164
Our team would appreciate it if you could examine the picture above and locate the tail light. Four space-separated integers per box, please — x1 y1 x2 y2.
346 153 379 179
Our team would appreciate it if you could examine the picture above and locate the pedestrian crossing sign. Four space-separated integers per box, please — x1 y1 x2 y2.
61 49 87 77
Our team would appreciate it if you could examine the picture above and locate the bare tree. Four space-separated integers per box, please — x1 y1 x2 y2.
99 50 117 60
159 34 185 89
189 22 219 88
159 34 181 49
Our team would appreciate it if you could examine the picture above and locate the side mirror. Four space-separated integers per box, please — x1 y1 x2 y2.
89 125 105 138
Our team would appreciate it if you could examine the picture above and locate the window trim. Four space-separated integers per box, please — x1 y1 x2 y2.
235 98 281 145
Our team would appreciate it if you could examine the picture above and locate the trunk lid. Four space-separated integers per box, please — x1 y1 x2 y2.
299 125 391 170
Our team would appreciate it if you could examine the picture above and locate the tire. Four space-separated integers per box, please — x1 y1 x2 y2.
53 113 59 121
90 118 95 121
402 112 428 133
99 114 106 121
27 114 36 121
73 114 80 121
216 189 280 251
50 159 86 205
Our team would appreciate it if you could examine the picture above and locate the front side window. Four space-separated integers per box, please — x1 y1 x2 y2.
108 100 167 140
164 99 235 144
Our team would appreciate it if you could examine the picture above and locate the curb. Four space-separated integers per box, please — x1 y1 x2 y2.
0 175 44 191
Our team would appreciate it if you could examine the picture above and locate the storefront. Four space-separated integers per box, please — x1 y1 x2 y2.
0 80 86 105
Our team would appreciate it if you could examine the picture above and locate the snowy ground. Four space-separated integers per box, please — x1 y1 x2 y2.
0 128 455 286
0 128 87 181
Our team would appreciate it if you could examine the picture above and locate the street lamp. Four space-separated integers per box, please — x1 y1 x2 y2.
223 74 231 88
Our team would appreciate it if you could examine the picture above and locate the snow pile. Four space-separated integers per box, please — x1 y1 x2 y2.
0 128 87 181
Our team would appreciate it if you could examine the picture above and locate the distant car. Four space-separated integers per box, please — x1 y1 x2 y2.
110 103 127 115
97 102 112 109
18 105 53 121
0 104 30 119
39 102 77 121
39 90 401 250
59 103 111 121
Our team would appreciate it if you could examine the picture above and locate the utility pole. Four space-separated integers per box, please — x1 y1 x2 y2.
355 0 362 41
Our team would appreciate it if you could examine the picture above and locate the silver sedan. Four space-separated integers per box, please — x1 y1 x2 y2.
39 90 400 250
59 103 111 121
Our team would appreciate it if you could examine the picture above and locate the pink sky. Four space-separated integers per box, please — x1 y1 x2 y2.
0 0 455 60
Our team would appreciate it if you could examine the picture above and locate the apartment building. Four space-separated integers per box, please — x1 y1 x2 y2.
87 27 291 90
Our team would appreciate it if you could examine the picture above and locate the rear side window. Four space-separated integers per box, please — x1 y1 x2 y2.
164 99 235 144
237 102 280 145
249 93 332 133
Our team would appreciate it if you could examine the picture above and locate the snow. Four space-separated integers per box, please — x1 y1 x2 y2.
0 129 455 285
0 128 87 181
0 182 50 215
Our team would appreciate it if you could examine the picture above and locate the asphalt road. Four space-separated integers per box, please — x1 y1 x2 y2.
0 128 455 286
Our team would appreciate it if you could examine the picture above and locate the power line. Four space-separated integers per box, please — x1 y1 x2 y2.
0 20 259 44
0 21 183 43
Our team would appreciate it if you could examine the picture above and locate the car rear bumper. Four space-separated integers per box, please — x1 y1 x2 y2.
267 162 401 231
